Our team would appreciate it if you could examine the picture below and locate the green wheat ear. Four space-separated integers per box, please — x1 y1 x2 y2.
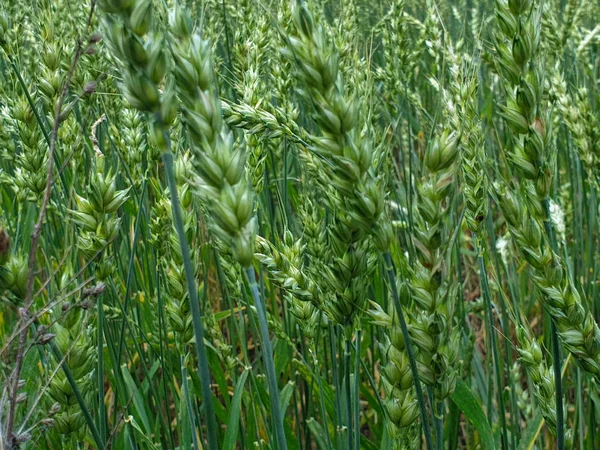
494 0 600 382
170 4 257 267
0 226 27 301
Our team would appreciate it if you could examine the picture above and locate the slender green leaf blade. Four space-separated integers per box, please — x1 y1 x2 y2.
450 379 496 450
223 369 250 450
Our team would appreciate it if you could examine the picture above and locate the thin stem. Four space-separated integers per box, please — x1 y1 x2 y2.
552 321 566 450
476 242 508 450
543 198 565 450
345 334 353 450
116 179 147 367
384 252 434 450
435 401 443 450
182 355 201 450
97 292 106 442
310 344 334 450
162 151 219 450
354 329 361 450
244 266 288 450
329 324 343 450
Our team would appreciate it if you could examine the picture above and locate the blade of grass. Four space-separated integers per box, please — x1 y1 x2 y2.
223 368 250 450
450 379 495 450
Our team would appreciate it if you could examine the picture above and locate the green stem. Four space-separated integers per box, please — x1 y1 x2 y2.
162 151 219 450
310 343 334 450
116 179 147 367
384 252 434 450
435 400 443 450
329 325 343 450
345 334 353 450
541 198 566 450
97 292 106 442
354 329 361 450
244 266 288 450
486 207 519 449
551 321 566 450
476 243 508 450
182 355 201 450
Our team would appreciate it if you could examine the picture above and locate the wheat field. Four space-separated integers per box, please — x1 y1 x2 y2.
0 0 599 449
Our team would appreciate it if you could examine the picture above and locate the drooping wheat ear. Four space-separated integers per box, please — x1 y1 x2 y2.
499 187 600 377
222 99 308 144
219 17 320 187
169 5 256 267
231 65 274 195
